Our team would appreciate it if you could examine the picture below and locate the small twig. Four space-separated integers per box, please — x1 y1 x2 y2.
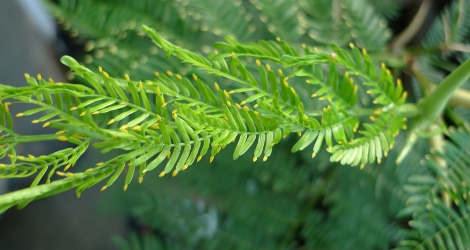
391 0 432 55
446 43 470 53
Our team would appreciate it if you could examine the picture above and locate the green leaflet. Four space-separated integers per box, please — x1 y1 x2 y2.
175 145 191 171
164 145 181 173
233 133 248 160
131 146 163 167
292 130 319 153
241 134 258 156
146 146 171 171
104 163 125 188
127 114 150 127
124 164 135 187
254 134 266 159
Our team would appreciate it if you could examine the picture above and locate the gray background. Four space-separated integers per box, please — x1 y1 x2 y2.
0 1 126 249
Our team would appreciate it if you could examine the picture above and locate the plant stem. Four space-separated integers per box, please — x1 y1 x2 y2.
418 58 470 123
413 61 470 109
2 134 68 144
304 108 376 117
391 0 431 55
304 106 419 118
397 58 470 163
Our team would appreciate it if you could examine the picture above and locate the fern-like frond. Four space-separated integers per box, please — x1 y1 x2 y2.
283 44 407 109
241 0 305 42
178 0 257 42
296 0 394 50
212 37 406 110
397 128 470 249
297 0 396 48
292 108 359 157
46 0 204 79
329 113 405 167
0 17 412 211
423 0 470 70
424 0 470 51
365 0 402 19
1 48 303 208
143 26 317 129
297 0 350 46
340 0 392 50
143 25 410 167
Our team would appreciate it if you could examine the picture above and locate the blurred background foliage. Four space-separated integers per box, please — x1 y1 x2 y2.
5 0 470 249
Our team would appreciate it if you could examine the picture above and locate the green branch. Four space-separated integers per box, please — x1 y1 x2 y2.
397 58 470 163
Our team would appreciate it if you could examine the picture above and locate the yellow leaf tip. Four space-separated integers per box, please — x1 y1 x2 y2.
58 136 68 141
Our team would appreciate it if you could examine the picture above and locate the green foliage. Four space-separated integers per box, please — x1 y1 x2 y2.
0 25 409 210
113 231 166 250
423 0 470 64
397 128 470 249
1 0 470 249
